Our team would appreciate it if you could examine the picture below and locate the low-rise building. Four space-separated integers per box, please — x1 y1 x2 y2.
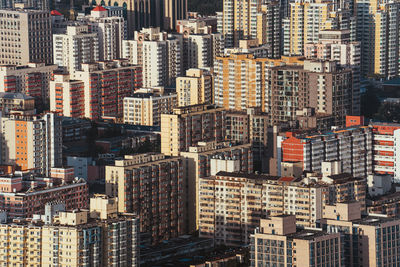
0 171 88 218
0 92 35 114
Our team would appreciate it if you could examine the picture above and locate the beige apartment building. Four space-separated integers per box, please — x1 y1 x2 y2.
180 141 253 232
198 172 327 246
0 63 57 104
199 166 367 246
321 202 400 267
161 104 226 156
250 215 343 267
123 87 177 126
176 69 213 107
53 25 100 73
0 195 139 267
105 153 185 244
0 8 53 66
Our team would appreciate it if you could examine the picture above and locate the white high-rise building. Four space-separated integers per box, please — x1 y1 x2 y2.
79 6 126 61
122 27 183 87
53 25 99 73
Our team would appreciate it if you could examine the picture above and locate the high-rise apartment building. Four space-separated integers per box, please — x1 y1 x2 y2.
321 202 400 267
79 6 126 61
304 29 361 115
122 27 183 87
215 55 356 126
50 60 142 120
0 63 57 105
180 141 253 232
0 8 52 65
176 68 213 106
0 171 88 218
226 108 271 172
199 172 327 246
93 0 187 33
355 0 400 78
280 127 373 177
105 153 185 244
123 87 177 126
256 1 281 58
370 122 400 179
0 112 62 176
268 60 355 126
160 104 226 156
220 0 262 47
53 25 100 73
250 216 344 267
199 169 366 246
176 20 224 69
285 0 335 56
0 195 139 267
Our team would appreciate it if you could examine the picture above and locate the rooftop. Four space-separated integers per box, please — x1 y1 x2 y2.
0 92 34 100
92 5 107 12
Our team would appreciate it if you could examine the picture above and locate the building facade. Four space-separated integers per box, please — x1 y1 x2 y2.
53 25 100 73
0 8 52 65
0 112 62 176
50 60 142 120
123 87 177 126
176 68 213 107
160 104 226 156
0 63 57 105
105 153 185 244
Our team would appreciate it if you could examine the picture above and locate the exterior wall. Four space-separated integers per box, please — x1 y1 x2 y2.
53 25 100 73
123 92 177 126
50 61 142 120
0 9 52 66
160 105 226 156
199 174 328 246
176 69 213 107
0 64 57 104
105 154 185 244
181 142 253 232
281 127 373 177
1 113 63 176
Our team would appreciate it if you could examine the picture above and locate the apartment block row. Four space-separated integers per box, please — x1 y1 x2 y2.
198 166 366 246
278 120 400 182
50 59 142 120
0 195 139 267
251 202 400 267
214 54 359 127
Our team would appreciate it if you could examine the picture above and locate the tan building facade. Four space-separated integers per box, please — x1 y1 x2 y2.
176 69 213 106
0 195 139 267
0 8 52 65
123 87 177 126
105 153 185 244
161 104 226 156
181 141 253 232
250 215 344 267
